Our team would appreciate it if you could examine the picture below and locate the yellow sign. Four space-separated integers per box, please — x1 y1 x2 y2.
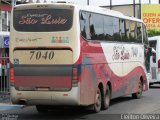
142 4 160 30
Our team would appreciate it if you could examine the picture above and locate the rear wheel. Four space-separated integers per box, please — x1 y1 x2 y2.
132 80 143 99
93 88 102 113
102 85 111 110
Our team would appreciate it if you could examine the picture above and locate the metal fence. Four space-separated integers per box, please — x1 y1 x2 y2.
0 56 10 93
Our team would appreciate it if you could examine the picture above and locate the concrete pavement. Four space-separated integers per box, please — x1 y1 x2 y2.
0 103 24 111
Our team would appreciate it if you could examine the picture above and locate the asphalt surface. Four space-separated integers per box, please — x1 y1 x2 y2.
0 85 160 120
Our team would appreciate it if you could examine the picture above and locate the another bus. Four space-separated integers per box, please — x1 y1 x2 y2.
149 36 160 85
10 3 150 113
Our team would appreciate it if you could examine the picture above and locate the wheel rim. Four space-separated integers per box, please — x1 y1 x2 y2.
95 89 101 109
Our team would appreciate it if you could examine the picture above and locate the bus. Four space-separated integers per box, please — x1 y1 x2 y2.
148 36 160 85
10 3 150 113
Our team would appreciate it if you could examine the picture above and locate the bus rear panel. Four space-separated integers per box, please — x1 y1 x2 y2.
10 4 81 106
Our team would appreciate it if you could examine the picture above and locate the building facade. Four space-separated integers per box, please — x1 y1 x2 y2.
0 1 11 93
102 4 141 19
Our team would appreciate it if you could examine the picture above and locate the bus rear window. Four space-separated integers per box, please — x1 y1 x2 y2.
13 9 73 32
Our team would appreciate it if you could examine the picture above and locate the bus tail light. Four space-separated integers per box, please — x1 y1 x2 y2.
10 68 15 85
158 59 160 71
72 67 78 87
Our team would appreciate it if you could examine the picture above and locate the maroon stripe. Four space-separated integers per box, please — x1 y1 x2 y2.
15 76 72 90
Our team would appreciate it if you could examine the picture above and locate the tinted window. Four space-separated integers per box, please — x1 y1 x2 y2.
113 18 121 41
130 21 137 42
89 13 104 40
143 24 148 45
104 16 113 41
80 12 104 40
80 12 87 38
80 11 143 44
80 12 91 39
14 9 73 32
137 22 142 43
120 19 129 42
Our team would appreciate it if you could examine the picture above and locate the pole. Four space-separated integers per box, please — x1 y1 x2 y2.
11 0 16 8
139 0 141 19
87 0 89 5
110 0 112 10
159 0 160 4
149 0 151 4
133 0 135 17
0 0 1 31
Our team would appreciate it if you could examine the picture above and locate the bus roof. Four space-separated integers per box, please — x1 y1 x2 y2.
14 3 143 23
148 36 160 41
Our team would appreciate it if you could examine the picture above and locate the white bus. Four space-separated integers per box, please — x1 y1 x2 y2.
149 36 160 85
10 3 150 113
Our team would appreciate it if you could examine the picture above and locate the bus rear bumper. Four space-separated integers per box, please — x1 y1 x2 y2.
10 86 80 106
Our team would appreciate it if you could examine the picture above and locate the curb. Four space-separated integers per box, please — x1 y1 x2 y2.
0 103 24 111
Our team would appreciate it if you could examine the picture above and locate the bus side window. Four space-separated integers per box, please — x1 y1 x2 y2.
143 24 148 45
130 21 137 42
120 19 129 42
80 11 91 40
104 16 113 41
125 20 130 42
89 13 95 39
89 13 104 40
113 17 121 41
80 12 87 38
137 22 142 43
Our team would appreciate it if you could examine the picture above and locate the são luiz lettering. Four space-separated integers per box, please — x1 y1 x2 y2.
19 15 67 25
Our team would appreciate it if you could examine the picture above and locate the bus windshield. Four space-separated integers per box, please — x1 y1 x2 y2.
13 9 73 32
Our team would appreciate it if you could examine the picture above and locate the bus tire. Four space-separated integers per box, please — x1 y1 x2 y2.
36 105 48 113
132 79 143 99
93 87 102 113
102 85 111 110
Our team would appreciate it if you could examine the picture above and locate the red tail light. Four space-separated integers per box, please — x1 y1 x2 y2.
158 59 160 69
72 67 78 87
10 68 15 85
73 68 78 80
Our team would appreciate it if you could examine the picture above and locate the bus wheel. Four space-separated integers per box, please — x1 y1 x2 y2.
93 87 102 113
132 80 143 99
36 105 48 113
102 85 111 110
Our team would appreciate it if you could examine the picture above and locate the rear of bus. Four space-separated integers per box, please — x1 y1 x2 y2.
10 3 81 106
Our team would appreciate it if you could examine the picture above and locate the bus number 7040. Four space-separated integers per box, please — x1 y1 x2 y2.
30 50 54 60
